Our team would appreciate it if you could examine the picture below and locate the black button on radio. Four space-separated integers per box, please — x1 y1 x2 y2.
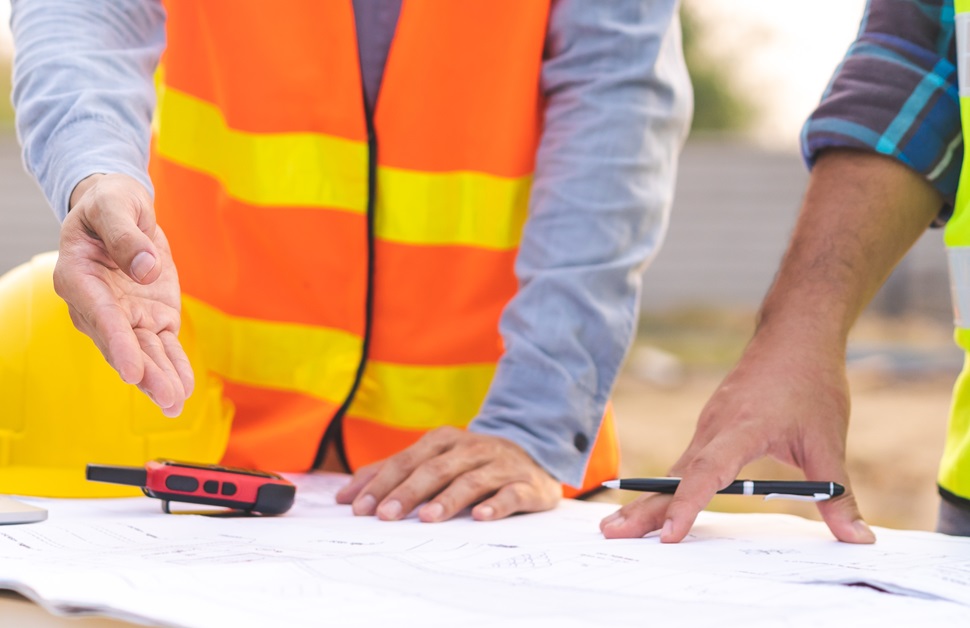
221 482 238 496
165 475 199 492
203 480 219 494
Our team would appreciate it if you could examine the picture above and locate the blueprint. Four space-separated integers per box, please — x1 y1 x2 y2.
1 473 969 627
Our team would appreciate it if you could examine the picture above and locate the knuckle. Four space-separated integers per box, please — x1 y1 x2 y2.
683 455 724 481
419 456 454 480
465 440 496 460
384 449 418 475
538 472 561 495
127 184 152 209
427 425 461 446
153 308 181 333
457 470 490 494
104 226 138 253
503 482 529 504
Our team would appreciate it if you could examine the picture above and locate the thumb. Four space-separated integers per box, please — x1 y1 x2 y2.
72 174 161 284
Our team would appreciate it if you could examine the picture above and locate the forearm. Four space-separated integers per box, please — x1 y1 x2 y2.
11 0 164 219
756 149 941 350
470 0 692 486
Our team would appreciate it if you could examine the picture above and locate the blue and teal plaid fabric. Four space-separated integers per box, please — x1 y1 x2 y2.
801 0 960 218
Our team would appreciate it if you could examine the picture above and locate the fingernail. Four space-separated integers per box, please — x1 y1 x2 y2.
477 505 495 520
661 519 673 540
423 502 444 522
378 499 402 520
131 252 156 281
353 494 377 516
602 512 625 528
853 519 875 542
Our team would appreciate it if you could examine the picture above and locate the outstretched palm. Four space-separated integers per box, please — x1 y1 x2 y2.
54 174 193 416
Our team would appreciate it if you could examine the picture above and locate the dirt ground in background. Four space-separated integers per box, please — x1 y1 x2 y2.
597 313 958 533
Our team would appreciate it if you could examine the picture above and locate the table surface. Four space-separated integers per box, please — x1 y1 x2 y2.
0 591 131 627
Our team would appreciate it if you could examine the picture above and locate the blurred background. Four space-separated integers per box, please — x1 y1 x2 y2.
0 1 958 531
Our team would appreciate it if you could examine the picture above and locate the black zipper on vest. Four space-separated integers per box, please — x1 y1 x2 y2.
312 107 378 472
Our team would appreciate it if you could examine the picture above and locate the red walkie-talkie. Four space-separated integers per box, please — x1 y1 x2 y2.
86 460 296 515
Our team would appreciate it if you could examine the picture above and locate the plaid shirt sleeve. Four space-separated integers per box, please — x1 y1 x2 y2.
801 0 960 220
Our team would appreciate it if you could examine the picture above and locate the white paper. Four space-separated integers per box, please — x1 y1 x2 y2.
1 473 968 628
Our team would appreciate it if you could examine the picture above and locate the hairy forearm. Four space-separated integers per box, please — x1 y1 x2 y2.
756 149 942 349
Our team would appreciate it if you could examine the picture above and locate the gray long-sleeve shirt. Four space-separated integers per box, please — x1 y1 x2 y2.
11 0 692 487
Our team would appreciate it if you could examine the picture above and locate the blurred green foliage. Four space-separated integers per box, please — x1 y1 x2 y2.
681 4 755 133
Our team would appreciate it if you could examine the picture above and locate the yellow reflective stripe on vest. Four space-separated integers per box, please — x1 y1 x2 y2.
156 84 530 250
348 361 495 429
377 168 530 250
183 297 493 429
154 86 369 213
183 296 362 405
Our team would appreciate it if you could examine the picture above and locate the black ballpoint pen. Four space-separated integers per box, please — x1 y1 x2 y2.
602 478 845 502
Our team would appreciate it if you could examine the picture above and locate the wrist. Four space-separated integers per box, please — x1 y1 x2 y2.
69 173 107 211
750 306 849 365
754 268 859 356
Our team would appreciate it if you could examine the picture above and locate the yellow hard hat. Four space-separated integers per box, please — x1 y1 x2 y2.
0 252 233 497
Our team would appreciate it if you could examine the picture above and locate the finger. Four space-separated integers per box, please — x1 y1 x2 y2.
161 330 195 400
80 186 161 285
803 448 875 544
599 493 674 539
817 489 874 544
76 301 145 386
411 463 498 523
351 428 462 518
336 463 382 507
134 328 182 415
662 445 750 543
379 446 487 522
472 480 560 521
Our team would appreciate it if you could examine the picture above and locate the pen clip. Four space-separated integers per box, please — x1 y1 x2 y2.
763 493 832 503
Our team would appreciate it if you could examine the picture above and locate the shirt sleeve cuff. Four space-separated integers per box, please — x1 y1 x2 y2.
28 116 153 221
469 357 605 489
800 34 961 223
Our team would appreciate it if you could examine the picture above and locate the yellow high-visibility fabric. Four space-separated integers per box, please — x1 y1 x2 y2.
155 84 531 250
183 297 495 430
939 0 970 499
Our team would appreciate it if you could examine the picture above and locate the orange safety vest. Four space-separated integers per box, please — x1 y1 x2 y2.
150 0 618 497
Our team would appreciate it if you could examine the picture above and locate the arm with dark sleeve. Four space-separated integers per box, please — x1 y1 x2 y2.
469 0 692 487
801 0 960 218
11 0 164 220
